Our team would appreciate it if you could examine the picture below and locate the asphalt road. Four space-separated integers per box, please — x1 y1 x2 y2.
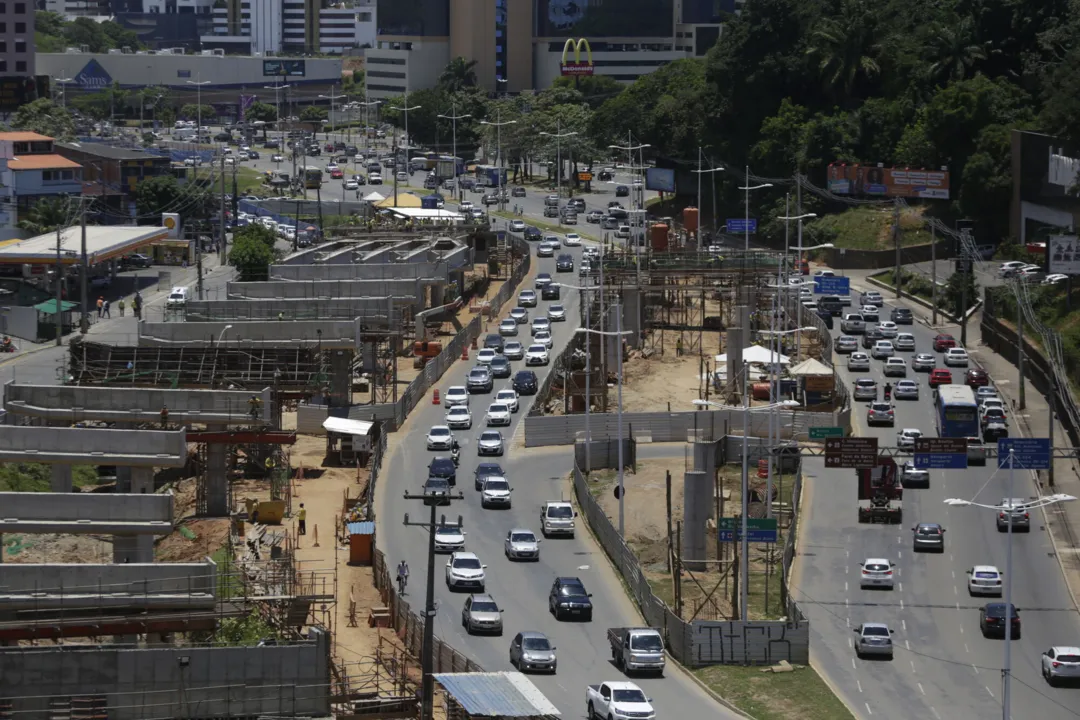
795 295 1080 719
376 233 739 718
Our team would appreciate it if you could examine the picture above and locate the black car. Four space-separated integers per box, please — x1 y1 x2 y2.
489 355 512 378
214 132 232 142
979 603 1021 639
511 186 527 197
307 146 321 156
120 253 153 269
513 370 538 395
615 185 630 197
482 194 502 206
524 226 542 241
556 254 574 273
891 307 914 324
815 308 834 330
568 197 586 212
428 456 457 486
423 476 452 506
862 328 884 349
484 333 505 353
474 462 504 490
549 577 593 621
345 145 359 156
264 140 280 149
541 284 561 300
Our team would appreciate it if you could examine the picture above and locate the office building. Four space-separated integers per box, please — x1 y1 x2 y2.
2 1 36 77
38 0 111 16
203 0 376 55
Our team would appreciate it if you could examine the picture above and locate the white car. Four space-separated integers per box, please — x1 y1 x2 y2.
271 154 284 162
894 333 916 352
445 551 486 591
967 565 1003 597
518 290 538 307
894 379 920 400
876 321 898 338
563 233 582 247
1043 273 1068 286
504 528 540 560
499 318 519 336
534 330 553 349
434 524 466 553
854 623 894 659
485 402 512 427
944 348 969 367
836 335 858 353
345 180 359 190
480 476 513 508
503 341 525 360
859 558 895 589
477 430 504 456
900 461 929 487
510 219 526 232
460 200 474 211
999 261 1026 277
525 345 549 366
495 388 519 413
860 304 880 322
476 348 497 365
1042 647 1080 685
896 428 922 449
396 171 409 182
848 353 871 372
166 286 188 308
531 318 551 336
510 307 529 324
445 405 473 429
445 386 469 408
871 340 894 359
426 425 455 451
548 305 566 322
883 357 907 376
912 352 936 372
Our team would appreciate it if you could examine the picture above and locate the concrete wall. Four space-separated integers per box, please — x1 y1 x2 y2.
226 278 425 301
4 383 271 425
184 297 403 323
271 261 443 281
0 561 216 610
0 491 172 534
0 427 187 466
137 319 360 348
0 628 332 719
2 306 38 343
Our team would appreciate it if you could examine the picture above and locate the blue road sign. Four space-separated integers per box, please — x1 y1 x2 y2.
814 276 851 295
719 528 779 543
998 438 1051 469
914 453 968 469
727 218 757 234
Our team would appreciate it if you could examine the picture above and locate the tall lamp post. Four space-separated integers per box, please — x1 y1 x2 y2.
739 171 773 251
263 82 290 144
541 120 578 225
319 90 346 138
610 140 651 242
357 99 382 152
945 467 1075 720
437 103 472 187
55 76 72 109
692 149 724 240
778 210 824 360
186 76 211 141
480 110 517 214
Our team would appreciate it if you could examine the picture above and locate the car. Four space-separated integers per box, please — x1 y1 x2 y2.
469 207 486 220
473 462 504 491
344 180 359 190
890 307 914 324
426 425 455 450
459 200 474 211
476 348 497 365
434 523 466 553
509 219 526 232
900 461 929 488
615 225 632 239
883 358 907 377
587 209 605 223
860 305 880 323
531 318 551 336
861 290 884 307
996 497 1030 532
549 577 593 620
859 559 895 589
445 405 473 429
509 307 529 324
331 169 345 179
271 153 285 162
445 552 487 591
944 348 969 367
119 253 153 269
511 186 527 197
615 185 630 197
537 242 557 258
544 205 560 218
444 385 470 407
556 254 574 272
489 355 511 378
568 197 586 212
535 273 553 288
1042 647 1080 685
513 370 538 394
526 345 549 366
975 386 999 403
893 380 919 400
481 476 513 508
601 216 620 230
853 378 878 401
166 286 189 308
485 402 512 427
999 261 1026 277
933 334 958 352
871 340 894 359
896 428 923 449
510 631 556 673
524 226 542 241
912 522 945 552
867 401 895 426
980 603 1021 639
477 430 504 456
563 233 582 247
428 456 457 486
876 321 898 338
495 388 519 413
482 193 501 206
462 593 505 635
534 330 553 349
832 336 857 355
548 305 566 322
542 282 562 300
853 622 895 659
848 353 871 372
980 398 1005 416
544 194 560 207
1043 273 1069 286
499 318 519 337
912 353 936 372
423 476 452 505
929 368 953 387
967 565 1003 597
965 368 989 387
503 341 525 360
504 528 540 561
894 333 916 352
862 328 884 349
467 367 493 393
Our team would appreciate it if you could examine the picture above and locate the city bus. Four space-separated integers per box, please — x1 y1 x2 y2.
303 166 323 189
935 384 980 437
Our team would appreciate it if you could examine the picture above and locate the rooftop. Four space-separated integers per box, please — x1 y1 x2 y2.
0 226 168 265
57 141 169 162
0 132 53 143
433 672 560 717
8 155 82 171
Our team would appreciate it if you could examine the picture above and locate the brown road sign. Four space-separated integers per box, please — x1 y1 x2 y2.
824 437 878 469
913 438 968 454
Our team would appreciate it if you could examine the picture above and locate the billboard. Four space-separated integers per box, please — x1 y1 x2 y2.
645 167 676 193
1048 235 1080 275
263 59 306 77
74 59 113 90
826 164 950 200
537 0 674 37
560 38 595 76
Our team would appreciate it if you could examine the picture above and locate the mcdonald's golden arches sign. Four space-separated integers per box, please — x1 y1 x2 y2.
560 38 595 76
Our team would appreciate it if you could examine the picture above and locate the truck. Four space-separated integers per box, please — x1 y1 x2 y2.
586 681 656 720
857 456 903 524
607 627 666 675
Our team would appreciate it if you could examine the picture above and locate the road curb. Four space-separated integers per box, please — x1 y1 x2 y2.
0 341 56 369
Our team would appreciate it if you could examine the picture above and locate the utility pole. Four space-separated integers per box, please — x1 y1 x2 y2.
80 202 89 334
1049 373 1057 488
893 199 902 299
403 486 465 720
1017 308 1026 410
392 138 399 209
54 221 64 347
959 229 971 347
212 152 224 298
316 182 324 240
931 224 938 325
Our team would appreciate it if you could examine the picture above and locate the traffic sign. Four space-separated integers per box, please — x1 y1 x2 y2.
913 437 969 469
810 426 844 440
824 437 878 469
578 172 593 182
719 517 778 543
814 276 851 295
727 218 757 234
998 438 1051 469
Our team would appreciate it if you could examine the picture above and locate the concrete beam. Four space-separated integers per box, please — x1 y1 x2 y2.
0 491 172 534
271 261 440 281
137 319 360 348
4 383 272 426
183 297 403 324
226 277 425 301
0 426 187 466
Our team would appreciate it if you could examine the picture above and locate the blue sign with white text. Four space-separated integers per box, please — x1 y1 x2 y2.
727 218 757 234
997 438 1051 469
814 276 851 295
914 453 968 469
75 59 113 91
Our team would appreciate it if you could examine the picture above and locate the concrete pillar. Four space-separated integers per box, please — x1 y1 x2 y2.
623 289 642 349
329 349 352 407
606 304 622 367
692 441 718 517
683 470 710 572
112 535 153 563
131 467 154 494
206 441 229 517
50 464 73 493
115 466 132 493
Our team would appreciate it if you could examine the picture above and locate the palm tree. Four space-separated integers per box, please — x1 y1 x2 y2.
439 57 478 93
925 17 987 85
17 197 69 236
806 0 881 104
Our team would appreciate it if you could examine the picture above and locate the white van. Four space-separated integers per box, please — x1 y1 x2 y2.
166 287 188 309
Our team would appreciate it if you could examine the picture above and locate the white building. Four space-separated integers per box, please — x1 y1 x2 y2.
38 0 111 17
204 0 375 55
143 0 216 14
0 132 84 236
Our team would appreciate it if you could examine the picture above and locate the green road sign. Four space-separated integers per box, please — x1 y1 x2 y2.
719 518 778 531
809 426 844 440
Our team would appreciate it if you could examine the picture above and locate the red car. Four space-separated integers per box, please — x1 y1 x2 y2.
330 168 344 179
324 142 335 152
933 334 957 352
965 368 989 387
929 368 953 387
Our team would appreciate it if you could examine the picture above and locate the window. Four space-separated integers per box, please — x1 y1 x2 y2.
15 2 26 12
0 42 6 53
15 61 25 72
0 23 6 32
0 61 6 73
0 4 6 13
15 22 26 33
15 41 26 54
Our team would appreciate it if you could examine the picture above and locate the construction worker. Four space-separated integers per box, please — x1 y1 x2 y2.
298 503 307 535
118 298 126 317
96 296 104 318
160 405 169 429
248 394 263 419
676 336 684 357
277 311 285 321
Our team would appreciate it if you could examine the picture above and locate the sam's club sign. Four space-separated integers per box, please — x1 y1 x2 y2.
75 59 113 90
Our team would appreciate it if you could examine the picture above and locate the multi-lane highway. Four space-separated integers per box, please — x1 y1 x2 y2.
796 290 1080 719
374 230 738 717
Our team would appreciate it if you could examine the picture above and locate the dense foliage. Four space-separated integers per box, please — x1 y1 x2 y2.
35 11 141 54
228 224 281 281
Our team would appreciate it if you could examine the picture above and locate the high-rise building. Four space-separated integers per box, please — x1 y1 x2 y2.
38 0 111 15
203 0 375 55
1 1 35 77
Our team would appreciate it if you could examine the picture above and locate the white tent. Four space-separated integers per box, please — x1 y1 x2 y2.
362 191 386 202
715 346 791 366
788 358 832 376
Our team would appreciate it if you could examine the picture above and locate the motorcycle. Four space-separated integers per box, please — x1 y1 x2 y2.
451 446 460 466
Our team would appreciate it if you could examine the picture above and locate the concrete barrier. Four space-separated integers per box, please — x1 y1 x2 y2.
0 491 173 534
137 319 359 348
226 278 426 300
0 427 187 466
270 261 443 281
184 297 406 323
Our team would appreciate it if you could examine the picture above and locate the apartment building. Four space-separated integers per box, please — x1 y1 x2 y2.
1 1 35 77
0 132 83 225
37 0 111 15
204 0 375 55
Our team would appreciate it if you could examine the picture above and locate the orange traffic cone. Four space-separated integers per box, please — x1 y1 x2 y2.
433 389 441 405
471 337 478 350
462 345 469 361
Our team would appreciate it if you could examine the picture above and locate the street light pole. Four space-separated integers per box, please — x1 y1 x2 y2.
438 103 472 187
692 151 724 244
264 82 290 142
480 110 518 214
319 90 346 139
780 215 825 361
541 120 578 226
56 76 72 110
186 76 210 141
739 171 774 252
609 140 651 245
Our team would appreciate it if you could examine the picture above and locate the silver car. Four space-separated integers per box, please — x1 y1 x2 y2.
895 333 916 351
866 401 894 426
503 341 524 360
462 593 503 635
894 380 919 400
1042 647 1080 685
853 378 877 400
434 524 466 553
510 307 529 324
548 305 566 322
854 623 895 659
900 461 929 488
836 336 858 354
481 476 513 508
504 528 540 560
912 353 936 372
499 318 519 337
510 631 557 673
477 430 504 456
996 497 1031 532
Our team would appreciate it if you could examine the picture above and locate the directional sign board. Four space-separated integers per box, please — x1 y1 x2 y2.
809 426 844 440
727 218 758 234
719 517 778 543
814 276 851 296
824 437 878 469
914 437 969 469
998 438 1052 469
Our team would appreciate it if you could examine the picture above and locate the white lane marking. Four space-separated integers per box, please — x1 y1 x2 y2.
857 679 863 693
959 624 964 634
950 554 954 562
931 707 941 720
902 619 907 631
972 664 979 674
865 702 874 716
918 682 926 695
846 565 850 574
846 598 850 608
951 570 956 579
956 602 961 611
898 550 903 559
852 658 857 670
986 686 994 698
899 582 903 592
557 682 568 693
964 643 970 653
849 637 853 649
900 599 905 610
906 640 911 650
845 581 849 592
577 565 590 570
910 660 916 673
897 535 901 543
954 586 958 595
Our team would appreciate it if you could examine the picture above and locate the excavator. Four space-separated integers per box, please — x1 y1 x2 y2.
412 297 464 368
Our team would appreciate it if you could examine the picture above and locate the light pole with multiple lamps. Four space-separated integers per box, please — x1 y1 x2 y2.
357 99 382 152
609 139 651 244
263 82 290 144
55 76 72 109
739 171 773 251
186 76 211 141
480 110 517 214
437 103 471 189
691 147 723 240
319 90 346 137
541 120 578 224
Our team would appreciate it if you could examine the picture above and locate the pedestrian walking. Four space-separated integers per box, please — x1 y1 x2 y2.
102 300 111 318
96 296 104 318
298 504 307 535
118 298 126 317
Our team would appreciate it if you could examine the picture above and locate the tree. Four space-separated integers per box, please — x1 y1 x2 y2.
805 0 882 104
63 17 111 53
924 17 987 85
299 105 328 123
438 57 478 93
179 104 214 122
135 176 183 220
100 20 140 51
228 226 278 281
10 98 75 141
247 102 278 124
17 197 70 235
553 74 623 110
